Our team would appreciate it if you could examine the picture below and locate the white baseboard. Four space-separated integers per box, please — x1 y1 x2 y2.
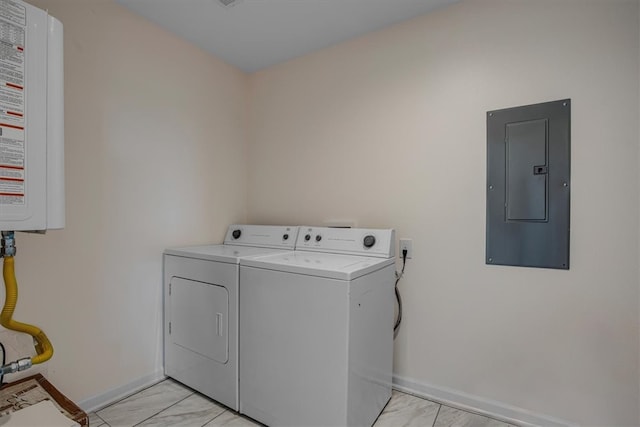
77 370 166 413
77 370 575 426
392 374 577 427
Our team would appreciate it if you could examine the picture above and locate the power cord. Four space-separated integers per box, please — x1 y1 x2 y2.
394 248 408 338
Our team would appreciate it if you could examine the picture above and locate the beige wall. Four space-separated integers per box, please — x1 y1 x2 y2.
0 0 248 404
248 1 639 425
0 0 637 425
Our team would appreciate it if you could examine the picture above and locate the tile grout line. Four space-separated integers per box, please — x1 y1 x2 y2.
394 388 522 427
370 392 394 426
94 412 108 426
438 403 522 427
431 404 442 427
199 408 229 427
130 392 195 427
96 378 171 413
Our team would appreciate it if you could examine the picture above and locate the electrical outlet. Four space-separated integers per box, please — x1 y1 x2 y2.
399 238 413 259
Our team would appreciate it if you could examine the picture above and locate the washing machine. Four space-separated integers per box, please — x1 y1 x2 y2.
164 225 298 411
239 226 396 427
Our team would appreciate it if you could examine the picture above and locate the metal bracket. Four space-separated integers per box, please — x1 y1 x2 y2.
0 231 16 257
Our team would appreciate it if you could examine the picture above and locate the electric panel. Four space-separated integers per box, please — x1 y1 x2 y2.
486 99 570 269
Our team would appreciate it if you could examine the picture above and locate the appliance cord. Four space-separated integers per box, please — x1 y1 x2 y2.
393 249 407 338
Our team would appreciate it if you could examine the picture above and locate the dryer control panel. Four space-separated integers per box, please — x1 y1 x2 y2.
224 225 298 249
296 226 395 258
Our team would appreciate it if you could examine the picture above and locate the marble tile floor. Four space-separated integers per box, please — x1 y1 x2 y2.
88 379 518 427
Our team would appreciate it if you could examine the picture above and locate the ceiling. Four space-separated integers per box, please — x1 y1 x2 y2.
115 0 460 73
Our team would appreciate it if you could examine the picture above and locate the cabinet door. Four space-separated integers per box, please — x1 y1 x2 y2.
170 277 228 363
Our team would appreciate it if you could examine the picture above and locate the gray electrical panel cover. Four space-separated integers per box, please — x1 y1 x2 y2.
486 99 570 269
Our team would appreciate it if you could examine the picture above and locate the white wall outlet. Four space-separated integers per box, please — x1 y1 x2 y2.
399 238 413 259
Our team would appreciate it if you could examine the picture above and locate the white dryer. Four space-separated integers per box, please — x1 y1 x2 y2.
164 225 298 411
239 226 396 427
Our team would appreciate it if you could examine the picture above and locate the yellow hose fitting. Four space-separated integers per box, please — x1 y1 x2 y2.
1 256 54 365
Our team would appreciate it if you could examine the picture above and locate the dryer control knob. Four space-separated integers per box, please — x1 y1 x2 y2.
315 235 322 242
304 234 311 241
283 234 289 240
232 229 242 239
363 235 376 248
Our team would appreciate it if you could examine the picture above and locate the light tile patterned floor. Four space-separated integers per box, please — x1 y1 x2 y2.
88 379 517 427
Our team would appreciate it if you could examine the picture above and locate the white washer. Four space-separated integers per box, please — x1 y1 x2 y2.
239 226 396 427
164 225 298 411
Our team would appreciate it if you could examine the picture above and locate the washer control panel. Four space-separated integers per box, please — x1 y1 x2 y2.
224 225 299 249
296 226 395 258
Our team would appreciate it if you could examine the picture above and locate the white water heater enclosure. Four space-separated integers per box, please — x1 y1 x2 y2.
0 0 63 232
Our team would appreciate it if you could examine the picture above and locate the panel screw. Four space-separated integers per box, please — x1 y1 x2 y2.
489 113 493 116
488 258 493 262
563 182 568 187
563 102 567 106
489 185 493 190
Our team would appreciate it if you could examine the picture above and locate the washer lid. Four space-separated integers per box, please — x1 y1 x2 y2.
164 244 294 264
240 251 394 280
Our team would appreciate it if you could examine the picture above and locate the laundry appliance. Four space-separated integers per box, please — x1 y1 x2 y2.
239 226 396 427
164 225 298 410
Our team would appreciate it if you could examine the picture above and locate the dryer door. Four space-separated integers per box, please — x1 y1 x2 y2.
170 277 229 363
